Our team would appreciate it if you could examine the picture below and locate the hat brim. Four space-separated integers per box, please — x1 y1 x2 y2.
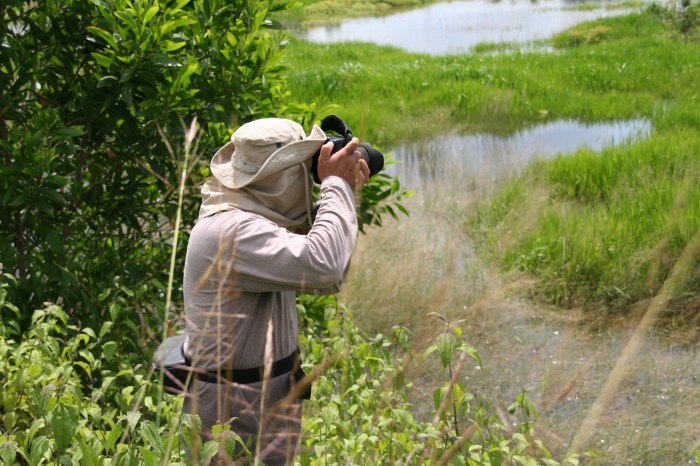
210 125 326 189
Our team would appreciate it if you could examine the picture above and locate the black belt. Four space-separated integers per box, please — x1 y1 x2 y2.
154 336 311 399
189 350 300 385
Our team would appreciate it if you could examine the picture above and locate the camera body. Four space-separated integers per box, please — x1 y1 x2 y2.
310 115 384 184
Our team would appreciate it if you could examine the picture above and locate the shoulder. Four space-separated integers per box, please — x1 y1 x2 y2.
192 208 285 241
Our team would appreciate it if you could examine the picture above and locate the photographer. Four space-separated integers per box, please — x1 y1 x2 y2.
182 118 369 464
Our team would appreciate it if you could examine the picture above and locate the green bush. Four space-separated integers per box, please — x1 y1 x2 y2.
0 303 193 465
294 295 572 465
0 0 291 330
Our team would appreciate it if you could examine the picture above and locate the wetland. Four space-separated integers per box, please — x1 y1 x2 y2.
285 1 700 463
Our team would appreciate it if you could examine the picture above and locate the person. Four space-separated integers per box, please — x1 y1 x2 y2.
182 117 369 464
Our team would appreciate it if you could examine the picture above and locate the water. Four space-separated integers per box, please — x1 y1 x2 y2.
301 0 634 55
388 119 652 192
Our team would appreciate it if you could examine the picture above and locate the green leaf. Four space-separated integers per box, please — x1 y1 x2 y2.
78 438 103 466
219 430 248 459
103 341 118 360
115 11 138 32
38 186 66 205
433 386 445 412
226 32 237 47
152 54 180 67
29 436 50 466
75 361 93 378
458 343 483 367
126 411 141 431
0 441 18 466
161 40 186 52
116 450 138 466
435 332 456 368
159 17 196 35
86 26 118 49
51 403 79 450
200 441 219 464
107 421 124 452
98 321 114 338
140 421 163 456
44 175 69 188
91 52 114 69
138 447 157 466
46 230 65 254
143 5 159 25
52 126 84 138
109 302 121 321
97 76 118 88
24 419 46 449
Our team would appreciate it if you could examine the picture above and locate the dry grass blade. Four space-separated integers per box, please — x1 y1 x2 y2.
567 229 700 456
270 352 341 412
547 356 595 412
435 423 479 466
496 403 516 435
255 318 275 462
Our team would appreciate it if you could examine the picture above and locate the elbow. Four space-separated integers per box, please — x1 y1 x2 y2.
305 247 348 288
311 260 347 288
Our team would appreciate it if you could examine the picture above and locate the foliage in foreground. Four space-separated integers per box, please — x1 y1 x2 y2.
0 288 576 465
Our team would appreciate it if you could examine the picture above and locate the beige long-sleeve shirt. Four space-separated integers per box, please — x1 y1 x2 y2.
183 176 357 371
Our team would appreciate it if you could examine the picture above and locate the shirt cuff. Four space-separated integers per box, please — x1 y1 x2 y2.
321 175 352 191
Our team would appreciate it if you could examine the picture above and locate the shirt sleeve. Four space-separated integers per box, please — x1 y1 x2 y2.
229 176 358 293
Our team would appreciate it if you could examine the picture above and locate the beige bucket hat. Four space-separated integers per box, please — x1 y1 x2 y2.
210 118 327 189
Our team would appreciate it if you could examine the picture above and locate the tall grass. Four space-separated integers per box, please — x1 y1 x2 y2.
489 130 700 310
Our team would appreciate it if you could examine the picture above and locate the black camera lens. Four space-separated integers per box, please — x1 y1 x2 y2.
309 115 385 184
356 143 384 178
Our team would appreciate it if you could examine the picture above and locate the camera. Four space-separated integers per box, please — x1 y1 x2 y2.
310 115 384 184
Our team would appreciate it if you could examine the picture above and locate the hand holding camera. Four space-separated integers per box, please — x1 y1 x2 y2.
316 137 370 190
310 115 384 188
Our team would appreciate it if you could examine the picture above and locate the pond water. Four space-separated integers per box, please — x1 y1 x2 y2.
301 0 634 54
387 119 652 191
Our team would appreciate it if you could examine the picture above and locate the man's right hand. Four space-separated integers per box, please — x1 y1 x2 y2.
316 137 370 191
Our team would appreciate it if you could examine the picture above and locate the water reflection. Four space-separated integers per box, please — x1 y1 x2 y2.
388 119 652 192
302 0 634 55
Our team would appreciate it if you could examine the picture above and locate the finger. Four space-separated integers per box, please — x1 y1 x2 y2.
319 141 333 159
358 159 370 180
332 138 359 160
